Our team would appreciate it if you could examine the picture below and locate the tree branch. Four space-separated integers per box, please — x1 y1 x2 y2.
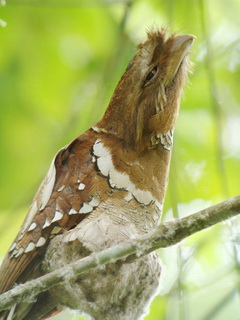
0 195 240 311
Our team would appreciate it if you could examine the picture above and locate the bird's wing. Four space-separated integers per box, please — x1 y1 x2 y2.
0 130 102 294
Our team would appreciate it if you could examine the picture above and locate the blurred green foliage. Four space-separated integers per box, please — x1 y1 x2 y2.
0 0 240 319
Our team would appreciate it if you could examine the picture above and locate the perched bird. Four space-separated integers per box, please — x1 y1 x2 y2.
0 29 194 320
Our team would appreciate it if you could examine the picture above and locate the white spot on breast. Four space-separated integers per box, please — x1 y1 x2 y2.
78 183 85 190
93 139 109 157
9 242 16 252
89 197 100 207
97 156 113 176
92 139 158 206
109 169 130 189
79 203 93 214
109 179 116 188
42 219 51 229
92 156 96 163
28 222 37 231
36 237 46 247
124 192 133 202
24 242 35 253
68 208 78 215
132 189 153 205
110 166 154 205
93 139 115 176
52 210 63 222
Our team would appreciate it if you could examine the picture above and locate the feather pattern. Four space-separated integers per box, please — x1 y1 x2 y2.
0 29 195 320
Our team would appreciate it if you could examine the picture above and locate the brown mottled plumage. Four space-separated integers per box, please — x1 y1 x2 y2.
0 29 194 320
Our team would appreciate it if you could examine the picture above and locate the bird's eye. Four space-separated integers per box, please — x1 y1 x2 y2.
145 66 158 82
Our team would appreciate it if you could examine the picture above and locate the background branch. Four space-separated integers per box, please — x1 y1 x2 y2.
0 195 240 312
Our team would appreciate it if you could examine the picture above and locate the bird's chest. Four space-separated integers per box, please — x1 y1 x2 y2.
62 138 171 252
93 137 170 209
92 136 170 206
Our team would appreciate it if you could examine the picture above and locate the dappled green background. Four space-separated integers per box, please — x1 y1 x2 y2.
0 0 240 319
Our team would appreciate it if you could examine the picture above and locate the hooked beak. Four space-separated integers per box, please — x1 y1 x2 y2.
164 34 196 86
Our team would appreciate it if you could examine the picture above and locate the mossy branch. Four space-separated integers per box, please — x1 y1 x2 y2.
0 195 240 311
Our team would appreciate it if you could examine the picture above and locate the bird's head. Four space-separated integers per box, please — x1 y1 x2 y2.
97 29 195 151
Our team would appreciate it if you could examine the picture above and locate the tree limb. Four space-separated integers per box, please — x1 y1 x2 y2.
0 195 240 311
